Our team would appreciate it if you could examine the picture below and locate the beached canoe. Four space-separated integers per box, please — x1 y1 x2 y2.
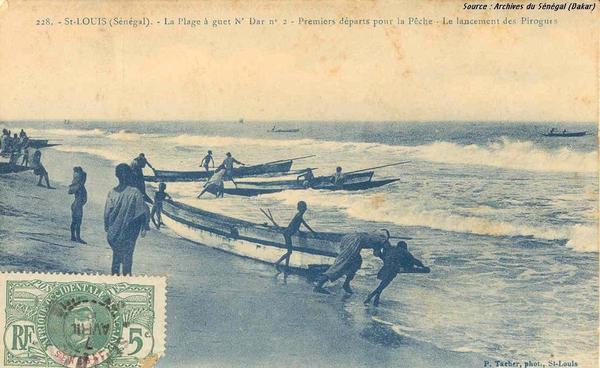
0 162 32 174
542 131 587 137
205 178 400 197
236 171 375 188
144 160 294 182
158 196 422 273
160 197 341 269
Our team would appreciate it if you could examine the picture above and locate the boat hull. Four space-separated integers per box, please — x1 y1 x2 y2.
160 199 342 269
206 178 400 197
0 163 32 174
542 132 587 137
145 160 294 182
158 197 420 273
236 171 374 188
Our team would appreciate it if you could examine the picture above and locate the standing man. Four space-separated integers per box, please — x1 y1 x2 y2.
274 201 317 273
221 152 245 187
314 230 390 295
131 153 154 203
200 150 215 172
68 167 88 243
104 163 150 276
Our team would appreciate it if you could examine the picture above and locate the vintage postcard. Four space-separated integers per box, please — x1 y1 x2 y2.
0 0 597 367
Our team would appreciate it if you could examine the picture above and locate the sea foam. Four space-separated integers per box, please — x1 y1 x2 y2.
167 134 596 174
268 190 599 252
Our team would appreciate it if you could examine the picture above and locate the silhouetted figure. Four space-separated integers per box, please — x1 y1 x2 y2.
201 150 214 172
297 168 315 188
151 182 171 229
332 166 344 185
221 152 245 188
364 241 429 306
104 163 150 276
198 165 226 198
274 201 317 273
68 167 88 243
31 150 53 189
131 153 154 203
314 230 390 294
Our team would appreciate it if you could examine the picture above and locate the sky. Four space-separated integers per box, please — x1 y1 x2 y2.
0 0 597 123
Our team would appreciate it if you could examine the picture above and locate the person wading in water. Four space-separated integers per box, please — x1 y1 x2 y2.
198 165 226 198
364 241 429 306
221 152 245 188
104 163 150 276
274 201 317 273
313 230 391 295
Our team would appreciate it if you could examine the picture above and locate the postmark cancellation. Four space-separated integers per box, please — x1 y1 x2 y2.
0 273 166 368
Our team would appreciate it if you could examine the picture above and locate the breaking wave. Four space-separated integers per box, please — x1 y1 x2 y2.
167 134 596 174
107 130 155 141
24 127 106 138
415 139 597 174
268 190 598 253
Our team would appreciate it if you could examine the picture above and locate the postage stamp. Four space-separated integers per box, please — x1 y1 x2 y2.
0 273 166 368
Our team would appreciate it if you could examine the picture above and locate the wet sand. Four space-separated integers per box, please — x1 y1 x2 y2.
0 157 487 367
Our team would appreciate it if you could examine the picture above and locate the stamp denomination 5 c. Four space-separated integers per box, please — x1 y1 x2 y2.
1 273 166 368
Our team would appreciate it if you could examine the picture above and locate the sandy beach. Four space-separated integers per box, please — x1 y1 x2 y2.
0 147 489 367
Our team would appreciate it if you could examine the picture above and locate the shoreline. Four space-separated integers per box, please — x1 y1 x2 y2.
0 151 489 367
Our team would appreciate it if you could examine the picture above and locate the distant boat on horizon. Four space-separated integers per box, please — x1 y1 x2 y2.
542 128 587 137
238 118 244 124
269 125 300 133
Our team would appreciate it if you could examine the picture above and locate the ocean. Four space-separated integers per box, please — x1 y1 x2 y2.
14 120 599 366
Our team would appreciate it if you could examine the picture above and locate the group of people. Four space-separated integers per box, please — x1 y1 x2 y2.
5 140 424 302
1 129 31 167
275 201 429 305
296 166 346 188
198 151 245 198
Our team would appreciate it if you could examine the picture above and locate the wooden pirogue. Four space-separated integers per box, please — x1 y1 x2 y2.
159 196 424 273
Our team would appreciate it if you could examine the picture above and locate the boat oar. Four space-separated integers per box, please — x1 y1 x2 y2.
260 208 280 227
344 161 411 175
263 155 316 165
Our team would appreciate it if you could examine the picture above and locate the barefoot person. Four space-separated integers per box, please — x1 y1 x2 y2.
364 241 429 306
104 163 150 276
221 152 245 187
151 182 171 229
31 149 54 189
314 230 390 294
200 150 214 172
274 201 317 273
131 153 154 203
198 165 226 198
68 166 88 243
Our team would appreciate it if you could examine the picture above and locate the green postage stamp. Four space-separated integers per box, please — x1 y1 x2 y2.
0 273 166 368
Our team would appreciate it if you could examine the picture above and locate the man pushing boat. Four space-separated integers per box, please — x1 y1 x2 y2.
364 240 429 306
222 152 245 188
313 230 391 294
